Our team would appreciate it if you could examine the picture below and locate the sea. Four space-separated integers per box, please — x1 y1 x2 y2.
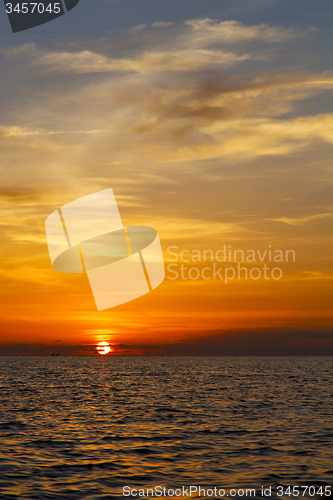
0 356 332 500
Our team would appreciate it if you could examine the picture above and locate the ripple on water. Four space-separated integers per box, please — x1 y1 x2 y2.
0 356 332 499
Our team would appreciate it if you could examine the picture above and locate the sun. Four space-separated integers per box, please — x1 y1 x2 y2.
97 342 111 355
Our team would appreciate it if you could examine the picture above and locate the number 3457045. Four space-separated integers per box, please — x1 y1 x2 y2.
5 3 62 14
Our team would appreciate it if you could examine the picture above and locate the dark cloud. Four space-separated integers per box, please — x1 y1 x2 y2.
112 328 333 356
3 329 333 356
0 343 98 356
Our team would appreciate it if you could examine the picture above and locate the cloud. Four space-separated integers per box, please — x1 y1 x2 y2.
0 126 108 136
2 19 309 75
3 70 333 170
0 126 39 138
0 343 98 355
0 19 332 224
151 22 174 28
184 19 309 44
2 328 333 355
89 328 333 356
36 48 254 73
0 16 332 342
271 213 333 225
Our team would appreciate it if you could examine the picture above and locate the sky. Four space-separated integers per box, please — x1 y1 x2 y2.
0 0 333 355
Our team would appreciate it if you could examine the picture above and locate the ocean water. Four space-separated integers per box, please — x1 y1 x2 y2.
0 356 332 500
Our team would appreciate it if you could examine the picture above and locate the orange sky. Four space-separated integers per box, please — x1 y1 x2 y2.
1 15 333 355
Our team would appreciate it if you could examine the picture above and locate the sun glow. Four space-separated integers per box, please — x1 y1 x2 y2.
97 342 111 355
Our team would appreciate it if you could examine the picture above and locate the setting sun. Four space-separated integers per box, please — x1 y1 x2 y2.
97 342 111 355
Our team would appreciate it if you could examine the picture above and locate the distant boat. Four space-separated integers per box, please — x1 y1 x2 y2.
51 353 60 356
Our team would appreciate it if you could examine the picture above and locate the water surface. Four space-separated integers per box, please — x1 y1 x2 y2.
0 356 332 499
